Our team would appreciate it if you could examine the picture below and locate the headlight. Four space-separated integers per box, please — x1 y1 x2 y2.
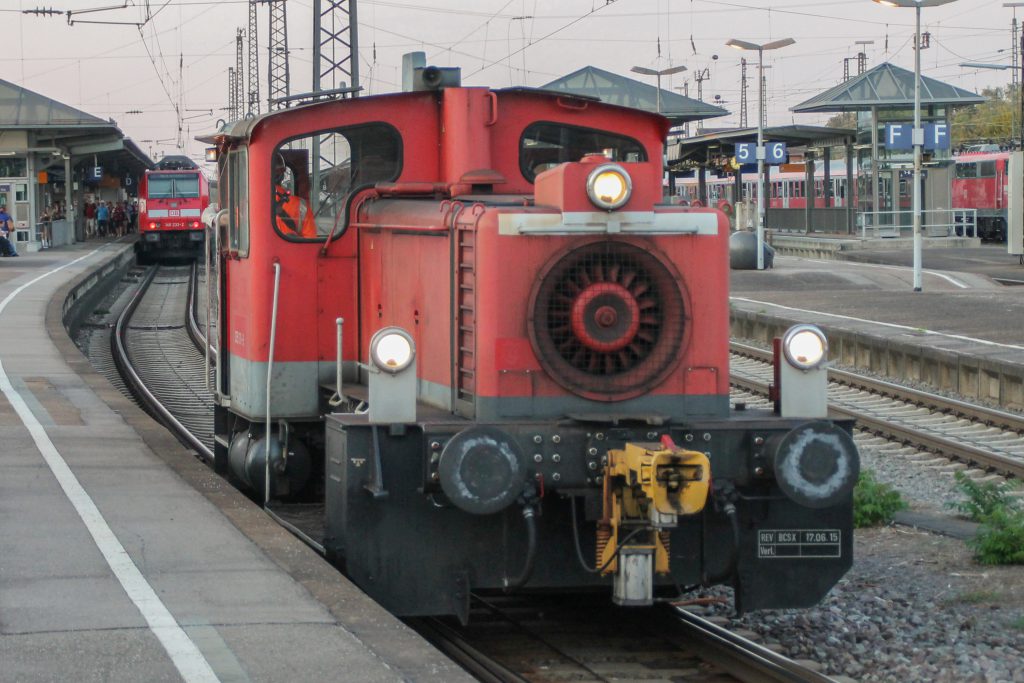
782 324 828 370
586 164 632 210
370 327 415 373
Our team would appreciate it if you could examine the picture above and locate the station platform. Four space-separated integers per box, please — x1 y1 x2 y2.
0 241 469 682
730 244 1024 410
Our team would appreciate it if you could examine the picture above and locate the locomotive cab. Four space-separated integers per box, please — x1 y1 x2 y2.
201 80 858 623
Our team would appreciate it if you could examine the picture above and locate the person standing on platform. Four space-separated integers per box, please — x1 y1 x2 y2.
112 201 126 237
84 200 96 238
0 206 18 256
96 201 110 237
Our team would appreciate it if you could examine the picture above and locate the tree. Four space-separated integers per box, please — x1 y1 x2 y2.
825 111 857 129
950 86 1020 148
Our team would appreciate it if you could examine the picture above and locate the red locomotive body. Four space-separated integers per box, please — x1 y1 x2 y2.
952 151 1010 241
137 156 211 261
202 76 858 622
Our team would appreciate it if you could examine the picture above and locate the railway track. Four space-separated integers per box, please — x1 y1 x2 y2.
730 341 1024 479
409 597 834 683
103 263 838 683
111 263 215 459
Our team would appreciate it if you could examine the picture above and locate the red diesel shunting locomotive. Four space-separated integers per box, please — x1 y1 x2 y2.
200 66 859 623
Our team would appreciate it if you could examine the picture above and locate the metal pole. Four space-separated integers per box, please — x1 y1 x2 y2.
756 47 765 270
656 73 662 114
912 5 923 291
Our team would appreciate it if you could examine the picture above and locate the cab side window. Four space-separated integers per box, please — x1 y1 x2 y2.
273 123 402 240
223 148 249 256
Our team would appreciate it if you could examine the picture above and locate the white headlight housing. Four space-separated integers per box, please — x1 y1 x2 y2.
586 163 632 210
782 324 828 370
370 327 415 374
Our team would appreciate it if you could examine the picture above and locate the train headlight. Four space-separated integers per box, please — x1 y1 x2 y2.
370 327 415 374
586 164 632 210
782 324 828 370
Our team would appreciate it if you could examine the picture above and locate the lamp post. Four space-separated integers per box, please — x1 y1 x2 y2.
960 62 1016 145
726 37 795 270
631 64 688 114
873 0 959 293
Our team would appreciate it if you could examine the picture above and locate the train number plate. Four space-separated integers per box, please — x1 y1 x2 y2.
757 529 841 559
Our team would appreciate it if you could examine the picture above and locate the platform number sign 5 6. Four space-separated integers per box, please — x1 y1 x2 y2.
735 142 788 165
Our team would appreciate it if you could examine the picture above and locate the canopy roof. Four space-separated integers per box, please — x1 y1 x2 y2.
668 125 856 167
792 62 984 113
0 78 153 174
0 78 111 129
541 66 729 124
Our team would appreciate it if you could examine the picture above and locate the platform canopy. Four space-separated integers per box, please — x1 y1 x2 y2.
668 124 856 167
791 62 984 114
0 78 153 175
541 66 729 125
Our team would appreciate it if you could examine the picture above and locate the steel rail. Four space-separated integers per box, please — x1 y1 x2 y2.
666 608 836 683
732 341 1024 431
111 265 214 462
185 261 216 362
729 341 1024 479
405 618 531 683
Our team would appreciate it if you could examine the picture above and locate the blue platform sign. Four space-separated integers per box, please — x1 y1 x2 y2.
885 123 950 151
91 166 103 180
927 122 950 150
736 142 788 164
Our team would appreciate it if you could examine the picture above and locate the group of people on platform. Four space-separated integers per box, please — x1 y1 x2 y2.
83 199 137 239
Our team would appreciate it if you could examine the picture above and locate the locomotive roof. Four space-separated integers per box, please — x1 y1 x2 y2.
196 86 669 145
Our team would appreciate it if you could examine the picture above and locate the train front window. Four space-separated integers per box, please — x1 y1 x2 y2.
148 173 200 199
519 122 647 182
273 123 402 241
956 163 977 179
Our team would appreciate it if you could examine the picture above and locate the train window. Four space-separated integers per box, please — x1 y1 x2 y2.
978 161 997 178
226 148 249 256
273 123 402 241
148 173 200 199
956 162 977 179
519 122 647 181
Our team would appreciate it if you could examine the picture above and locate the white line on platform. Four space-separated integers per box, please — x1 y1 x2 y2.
0 248 221 683
732 297 1024 352
801 258 969 289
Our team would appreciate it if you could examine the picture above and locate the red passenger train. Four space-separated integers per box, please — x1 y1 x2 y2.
952 151 1011 242
200 69 859 622
137 155 211 262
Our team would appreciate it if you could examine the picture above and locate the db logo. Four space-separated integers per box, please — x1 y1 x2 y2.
169 209 180 217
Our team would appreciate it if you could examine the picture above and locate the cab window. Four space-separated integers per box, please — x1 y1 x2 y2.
225 148 249 256
519 122 647 182
956 162 977 179
273 123 401 240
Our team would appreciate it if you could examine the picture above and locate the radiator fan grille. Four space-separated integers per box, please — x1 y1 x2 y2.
529 241 686 401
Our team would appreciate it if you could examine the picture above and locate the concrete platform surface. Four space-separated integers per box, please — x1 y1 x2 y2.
0 241 469 683
731 249 1024 352
730 248 1024 409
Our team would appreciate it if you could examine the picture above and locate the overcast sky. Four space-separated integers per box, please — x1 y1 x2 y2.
5 0 1018 162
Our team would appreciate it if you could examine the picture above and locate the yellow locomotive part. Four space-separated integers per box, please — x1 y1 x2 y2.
599 442 711 575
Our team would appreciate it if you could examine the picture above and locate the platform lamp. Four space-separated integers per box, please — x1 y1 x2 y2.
872 0 959 293
725 37 795 270
631 65 688 115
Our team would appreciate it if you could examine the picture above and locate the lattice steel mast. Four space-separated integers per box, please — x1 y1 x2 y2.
235 28 245 118
739 58 748 128
228 67 238 120
313 0 360 95
248 0 260 115
266 0 290 110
